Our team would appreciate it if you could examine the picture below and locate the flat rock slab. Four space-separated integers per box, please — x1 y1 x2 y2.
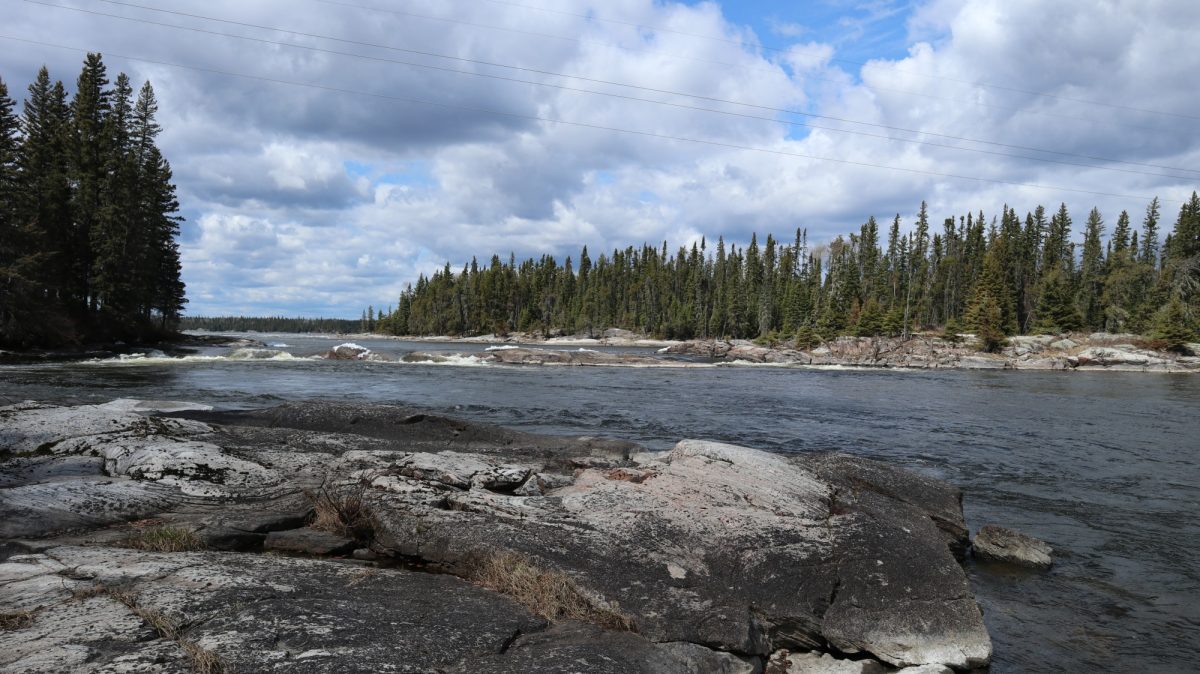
1 400 993 670
0 546 547 673
264 527 356 556
973 525 1053 569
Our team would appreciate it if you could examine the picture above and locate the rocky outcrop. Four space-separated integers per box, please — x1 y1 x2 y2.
321 342 391 361
404 346 668 367
1 400 993 671
662 334 1200 372
972 525 1053 569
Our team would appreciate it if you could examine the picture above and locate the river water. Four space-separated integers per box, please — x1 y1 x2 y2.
1 333 1197 673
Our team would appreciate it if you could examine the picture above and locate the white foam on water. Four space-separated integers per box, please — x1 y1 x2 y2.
398 354 490 367
484 345 520 351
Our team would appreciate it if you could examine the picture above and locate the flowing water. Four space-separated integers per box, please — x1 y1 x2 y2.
1 333 1197 673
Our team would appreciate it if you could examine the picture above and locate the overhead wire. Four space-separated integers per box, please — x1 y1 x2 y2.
0 33 1183 206
66 0 1200 176
25 0 1199 182
462 0 1200 121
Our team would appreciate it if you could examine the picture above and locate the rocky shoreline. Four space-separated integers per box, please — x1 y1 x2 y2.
386 331 1200 372
1 399 1006 672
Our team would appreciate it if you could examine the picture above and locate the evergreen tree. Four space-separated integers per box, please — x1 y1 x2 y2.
1077 207 1106 330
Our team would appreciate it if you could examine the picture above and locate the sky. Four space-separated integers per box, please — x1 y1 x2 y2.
1 0 1198 317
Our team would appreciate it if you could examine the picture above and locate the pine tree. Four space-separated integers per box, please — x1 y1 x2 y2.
68 53 112 315
0 76 31 342
1077 207 1106 330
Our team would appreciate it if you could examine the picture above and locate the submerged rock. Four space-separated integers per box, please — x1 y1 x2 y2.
0 400 993 670
973 525 1054 569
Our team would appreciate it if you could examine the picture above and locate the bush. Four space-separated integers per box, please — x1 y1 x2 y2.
307 479 376 542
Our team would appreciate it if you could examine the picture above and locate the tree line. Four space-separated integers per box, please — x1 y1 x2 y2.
0 55 185 348
181 316 362 334
374 197 1200 349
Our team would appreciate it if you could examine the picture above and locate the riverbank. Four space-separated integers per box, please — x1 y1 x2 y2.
1 399 995 672
382 330 1200 372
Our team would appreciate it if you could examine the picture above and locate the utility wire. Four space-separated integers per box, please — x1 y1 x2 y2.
313 0 1179 133
461 0 1200 121
0 34 1183 206
76 0 1200 176
27 0 1198 182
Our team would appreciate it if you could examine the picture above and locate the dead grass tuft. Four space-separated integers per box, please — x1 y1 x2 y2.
465 551 634 631
306 478 376 541
120 525 206 553
0 610 36 630
103 585 226 674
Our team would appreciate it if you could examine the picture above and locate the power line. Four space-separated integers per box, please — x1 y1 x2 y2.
308 0 1180 133
74 0 1200 176
0 34 1184 207
462 0 1200 122
27 0 1199 182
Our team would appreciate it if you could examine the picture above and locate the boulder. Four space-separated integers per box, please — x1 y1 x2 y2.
1070 346 1166 370
1049 338 1079 350
972 525 1053 569
321 342 390 361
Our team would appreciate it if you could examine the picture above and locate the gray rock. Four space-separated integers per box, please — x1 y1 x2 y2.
263 527 356 556
1049 338 1079 350
0 546 547 673
1 401 993 670
446 621 759 674
896 665 954 674
321 343 390 361
973 525 1053 569
957 356 1010 369
767 650 884 673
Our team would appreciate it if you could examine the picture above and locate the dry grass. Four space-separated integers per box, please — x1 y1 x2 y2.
103 586 225 674
120 525 205 553
306 478 376 541
0 610 36 630
465 551 634 631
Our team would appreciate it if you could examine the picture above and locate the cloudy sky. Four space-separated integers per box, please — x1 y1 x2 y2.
2 0 1198 316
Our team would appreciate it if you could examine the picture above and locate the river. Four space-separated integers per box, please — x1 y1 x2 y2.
1 332 1197 673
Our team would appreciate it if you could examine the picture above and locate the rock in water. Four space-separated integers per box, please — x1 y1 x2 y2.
973 525 1054 569
321 342 389 361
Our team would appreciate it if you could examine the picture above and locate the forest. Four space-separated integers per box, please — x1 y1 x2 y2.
0 55 185 348
375 197 1200 350
180 316 361 334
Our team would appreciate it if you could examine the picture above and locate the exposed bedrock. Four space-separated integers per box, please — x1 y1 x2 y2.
0 400 991 671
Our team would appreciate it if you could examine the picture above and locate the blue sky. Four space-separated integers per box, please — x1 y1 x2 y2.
2 0 1196 317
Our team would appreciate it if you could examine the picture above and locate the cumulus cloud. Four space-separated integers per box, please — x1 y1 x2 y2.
1 0 1197 316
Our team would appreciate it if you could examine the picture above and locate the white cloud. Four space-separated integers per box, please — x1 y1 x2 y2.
2 0 1196 316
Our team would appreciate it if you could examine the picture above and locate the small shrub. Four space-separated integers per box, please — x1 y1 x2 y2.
0 610 35 630
465 551 633 631
121 526 205 553
306 479 375 541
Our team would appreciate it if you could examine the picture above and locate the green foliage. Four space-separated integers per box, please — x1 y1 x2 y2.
0 56 185 348
374 195 1198 343
941 318 964 343
1150 297 1196 352
793 324 822 350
